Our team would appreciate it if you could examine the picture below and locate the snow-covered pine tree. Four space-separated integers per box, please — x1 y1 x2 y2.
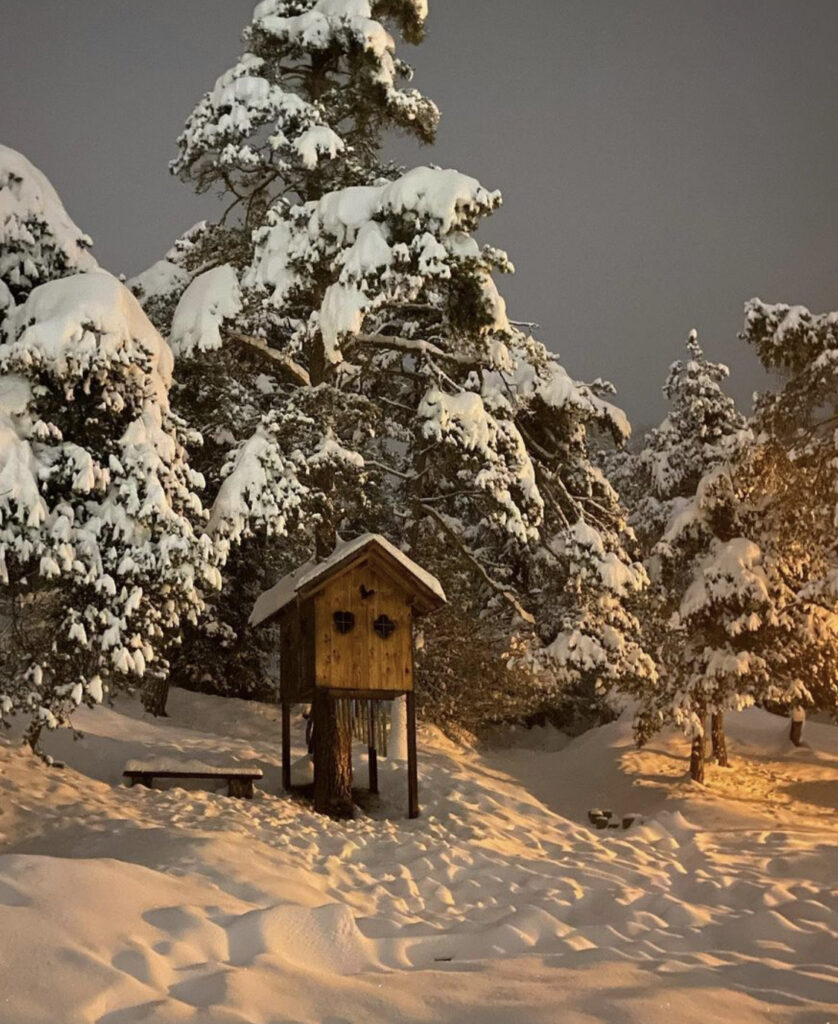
167 2 653 814
608 331 751 767
738 298 838 737
0 270 221 744
154 0 441 707
623 330 749 551
0 144 97 324
636 464 785 781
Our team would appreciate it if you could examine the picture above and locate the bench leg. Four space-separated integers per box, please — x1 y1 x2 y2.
134 774 153 789
228 778 254 799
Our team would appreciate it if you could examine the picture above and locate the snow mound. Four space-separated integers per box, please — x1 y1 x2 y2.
227 901 377 973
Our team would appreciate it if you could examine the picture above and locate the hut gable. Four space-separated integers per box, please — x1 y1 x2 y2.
249 534 445 628
314 549 418 693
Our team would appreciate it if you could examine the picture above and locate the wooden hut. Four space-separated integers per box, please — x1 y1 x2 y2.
250 534 446 817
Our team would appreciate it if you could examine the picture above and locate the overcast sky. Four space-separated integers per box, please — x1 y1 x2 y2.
2 1 837 427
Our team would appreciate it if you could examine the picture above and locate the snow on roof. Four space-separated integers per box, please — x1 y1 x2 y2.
250 533 445 626
249 557 315 627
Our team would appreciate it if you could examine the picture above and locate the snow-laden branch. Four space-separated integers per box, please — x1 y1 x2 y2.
419 502 535 624
349 332 479 369
228 332 311 387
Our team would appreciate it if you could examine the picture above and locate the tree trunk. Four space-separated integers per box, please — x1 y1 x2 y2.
313 691 354 819
789 707 805 746
690 705 706 783
711 710 729 766
142 674 170 717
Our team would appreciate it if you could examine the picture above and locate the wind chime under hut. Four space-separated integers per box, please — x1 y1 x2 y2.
250 534 446 817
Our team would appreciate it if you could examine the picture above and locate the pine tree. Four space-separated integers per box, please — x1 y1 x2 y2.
0 270 221 744
738 298 838 737
168 2 653 814
242 165 654 752
154 0 442 716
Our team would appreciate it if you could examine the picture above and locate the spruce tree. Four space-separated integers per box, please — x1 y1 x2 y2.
611 331 752 770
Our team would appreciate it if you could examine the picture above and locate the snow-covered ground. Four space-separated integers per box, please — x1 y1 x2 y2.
1 692 837 1023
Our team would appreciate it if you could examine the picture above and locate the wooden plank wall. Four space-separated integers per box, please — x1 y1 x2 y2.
314 555 414 692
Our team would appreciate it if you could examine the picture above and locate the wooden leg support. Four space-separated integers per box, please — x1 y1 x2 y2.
368 701 379 795
406 691 419 819
281 699 291 792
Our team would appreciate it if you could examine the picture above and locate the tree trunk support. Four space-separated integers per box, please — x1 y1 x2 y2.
368 701 379 795
406 690 419 819
313 690 354 819
281 699 291 792
711 710 728 767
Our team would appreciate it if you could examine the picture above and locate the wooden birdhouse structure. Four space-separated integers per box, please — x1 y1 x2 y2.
250 534 446 817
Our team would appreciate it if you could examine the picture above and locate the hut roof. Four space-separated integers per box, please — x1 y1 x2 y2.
250 533 446 627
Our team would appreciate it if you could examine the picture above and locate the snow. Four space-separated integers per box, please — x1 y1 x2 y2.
169 264 242 358
208 425 306 545
126 259 188 303
0 144 96 312
249 167 502 357
249 557 314 626
1 689 837 1022
680 537 770 619
251 532 446 625
4 269 174 400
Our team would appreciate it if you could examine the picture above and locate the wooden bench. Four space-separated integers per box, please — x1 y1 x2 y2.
123 760 263 798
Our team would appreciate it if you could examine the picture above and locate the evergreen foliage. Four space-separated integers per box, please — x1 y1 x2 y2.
0 270 220 744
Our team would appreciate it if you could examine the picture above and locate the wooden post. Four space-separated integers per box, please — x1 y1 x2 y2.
368 701 379 795
406 690 419 818
281 699 291 792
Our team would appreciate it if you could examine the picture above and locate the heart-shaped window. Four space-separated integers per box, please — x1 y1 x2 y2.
333 610 355 634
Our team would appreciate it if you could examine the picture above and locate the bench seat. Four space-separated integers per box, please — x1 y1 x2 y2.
123 760 263 798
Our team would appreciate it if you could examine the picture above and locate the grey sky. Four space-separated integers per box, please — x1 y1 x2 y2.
2 1 837 427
